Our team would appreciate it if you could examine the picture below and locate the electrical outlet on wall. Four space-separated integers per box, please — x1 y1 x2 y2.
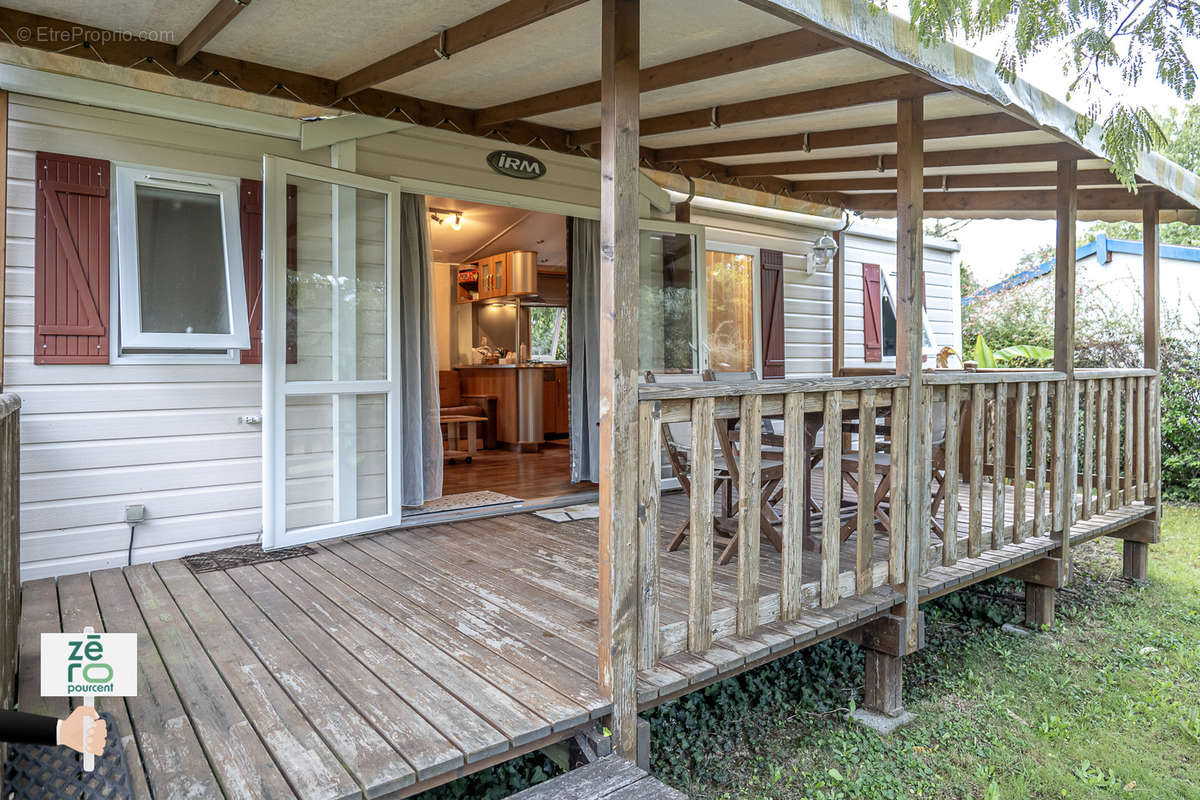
124 504 146 524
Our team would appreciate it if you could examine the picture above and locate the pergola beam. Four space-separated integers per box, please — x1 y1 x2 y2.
476 29 843 128
654 112 1031 162
335 0 588 99
572 73 940 145
791 169 1128 193
177 0 250 66
845 187 1191 212
726 142 1092 178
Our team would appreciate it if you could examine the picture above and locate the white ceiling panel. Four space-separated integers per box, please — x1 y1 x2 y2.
377 0 794 107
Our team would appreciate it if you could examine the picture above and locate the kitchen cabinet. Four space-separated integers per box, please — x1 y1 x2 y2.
478 253 508 300
541 366 569 436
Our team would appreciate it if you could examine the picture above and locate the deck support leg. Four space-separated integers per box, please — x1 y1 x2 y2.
1122 540 1149 581
1024 583 1056 628
863 650 904 717
845 614 922 728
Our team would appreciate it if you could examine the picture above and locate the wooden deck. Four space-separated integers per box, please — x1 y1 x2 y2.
15 476 1153 800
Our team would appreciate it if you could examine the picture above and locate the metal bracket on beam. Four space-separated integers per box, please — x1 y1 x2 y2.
434 29 450 60
803 132 811 153
876 154 885 173
942 175 949 192
710 106 720 129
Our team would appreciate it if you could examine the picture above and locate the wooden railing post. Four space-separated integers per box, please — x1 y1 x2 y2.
597 0 640 757
1124 190 1161 579
895 95 925 656
0 395 20 714
1053 159 1077 585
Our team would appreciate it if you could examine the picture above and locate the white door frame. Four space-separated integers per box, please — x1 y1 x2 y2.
262 154 404 549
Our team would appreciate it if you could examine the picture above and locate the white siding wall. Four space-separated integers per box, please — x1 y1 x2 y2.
3 94 323 580
696 212 960 377
839 223 961 372
1077 250 1200 325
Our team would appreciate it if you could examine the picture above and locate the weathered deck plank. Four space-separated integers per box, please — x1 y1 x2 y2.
15 472 1156 800
125 563 298 799
90 567 226 800
55 573 153 800
193 568 416 796
153 561 361 800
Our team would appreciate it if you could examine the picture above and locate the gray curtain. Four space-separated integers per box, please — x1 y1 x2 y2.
398 193 443 505
569 217 601 483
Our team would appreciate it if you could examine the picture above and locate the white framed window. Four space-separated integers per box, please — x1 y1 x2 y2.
880 267 937 358
114 164 249 351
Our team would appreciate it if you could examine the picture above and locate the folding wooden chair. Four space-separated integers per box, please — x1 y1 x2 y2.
643 371 735 554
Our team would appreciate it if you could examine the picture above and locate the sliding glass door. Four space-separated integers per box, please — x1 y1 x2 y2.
261 155 403 548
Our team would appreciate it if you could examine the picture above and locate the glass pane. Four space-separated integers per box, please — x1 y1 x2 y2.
639 230 697 373
284 392 388 531
529 307 567 361
135 185 230 334
286 177 388 382
882 285 897 357
705 251 755 373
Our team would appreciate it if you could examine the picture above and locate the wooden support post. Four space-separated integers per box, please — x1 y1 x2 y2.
895 96 925 655
597 0 640 758
863 651 904 717
1124 189 1161 580
1024 583 1056 628
1053 159 1077 583
831 230 844 377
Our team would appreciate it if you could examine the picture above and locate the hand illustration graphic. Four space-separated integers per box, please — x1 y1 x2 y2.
0 706 107 756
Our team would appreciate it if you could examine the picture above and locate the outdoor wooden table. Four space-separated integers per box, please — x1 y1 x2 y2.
441 414 488 464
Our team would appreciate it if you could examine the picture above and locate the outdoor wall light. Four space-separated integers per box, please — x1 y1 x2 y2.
811 232 838 270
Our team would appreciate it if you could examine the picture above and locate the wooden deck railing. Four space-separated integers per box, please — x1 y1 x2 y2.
1 394 20 712
919 371 1069 568
636 375 907 666
1074 369 1159 519
631 367 1158 673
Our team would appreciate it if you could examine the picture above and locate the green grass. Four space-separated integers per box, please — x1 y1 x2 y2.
655 506 1200 800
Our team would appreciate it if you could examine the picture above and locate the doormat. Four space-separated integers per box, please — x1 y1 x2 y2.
407 491 522 516
4 711 134 800
534 503 600 523
182 543 315 574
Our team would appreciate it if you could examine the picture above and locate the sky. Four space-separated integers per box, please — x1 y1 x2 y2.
878 3 1199 286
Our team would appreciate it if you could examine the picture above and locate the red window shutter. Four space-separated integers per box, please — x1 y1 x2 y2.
239 180 298 365
862 262 883 362
34 152 110 364
759 249 786 378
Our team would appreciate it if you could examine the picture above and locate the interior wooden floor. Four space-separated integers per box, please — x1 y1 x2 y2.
16 476 1153 800
439 440 590 501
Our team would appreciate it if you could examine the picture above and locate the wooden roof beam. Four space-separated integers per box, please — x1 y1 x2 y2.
177 0 251 66
845 188 1193 213
335 0 589 99
571 73 942 145
474 29 844 128
720 142 1094 178
654 112 1032 162
791 169 1130 193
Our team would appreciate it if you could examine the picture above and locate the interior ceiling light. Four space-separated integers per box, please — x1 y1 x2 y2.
429 207 464 230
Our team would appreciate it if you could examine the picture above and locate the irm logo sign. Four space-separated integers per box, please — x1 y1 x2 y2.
486 150 547 180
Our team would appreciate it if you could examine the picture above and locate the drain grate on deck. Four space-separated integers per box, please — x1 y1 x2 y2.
182 543 315 574
3 712 133 800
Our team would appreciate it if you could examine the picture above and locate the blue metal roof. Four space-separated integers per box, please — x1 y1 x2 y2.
962 235 1200 307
